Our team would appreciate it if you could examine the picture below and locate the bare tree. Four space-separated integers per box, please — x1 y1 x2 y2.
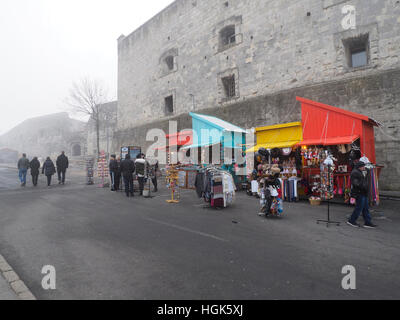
66 78 109 158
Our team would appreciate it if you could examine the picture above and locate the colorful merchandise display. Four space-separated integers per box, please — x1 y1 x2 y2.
86 157 95 185
165 165 180 203
97 151 109 188
194 166 236 209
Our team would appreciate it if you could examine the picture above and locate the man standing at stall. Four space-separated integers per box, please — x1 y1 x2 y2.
347 161 377 229
109 154 118 191
120 154 135 197
135 153 148 196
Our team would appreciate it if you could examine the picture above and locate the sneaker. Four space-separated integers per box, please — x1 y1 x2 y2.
364 223 378 229
347 221 360 228
258 212 266 216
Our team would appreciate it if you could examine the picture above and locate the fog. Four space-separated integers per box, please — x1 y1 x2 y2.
0 0 175 135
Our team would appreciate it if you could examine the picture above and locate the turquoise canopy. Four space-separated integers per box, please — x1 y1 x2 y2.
181 113 247 150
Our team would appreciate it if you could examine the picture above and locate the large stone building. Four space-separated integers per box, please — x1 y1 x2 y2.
0 113 86 160
115 0 400 190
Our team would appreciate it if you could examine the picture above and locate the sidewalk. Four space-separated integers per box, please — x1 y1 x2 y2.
0 272 18 300
0 255 36 300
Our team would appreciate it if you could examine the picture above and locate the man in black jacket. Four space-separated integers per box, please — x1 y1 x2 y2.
30 157 41 186
56 151 69 185
120 154 135 197
347 161 377 229
109 155 118 191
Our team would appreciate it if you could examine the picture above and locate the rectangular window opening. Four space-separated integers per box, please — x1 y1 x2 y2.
165 95 174 115
222 75 236 98
344 34 370 68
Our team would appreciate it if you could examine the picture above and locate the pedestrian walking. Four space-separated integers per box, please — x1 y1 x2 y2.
17 153 30 187
347 161 378 229
42 157 56 186
30 157 41 187
120 154 135 197
109 154 118 191
56 151 69 185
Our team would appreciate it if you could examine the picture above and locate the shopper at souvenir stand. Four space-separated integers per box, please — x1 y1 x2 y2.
135 153 149 196
121 154 135 198
347 161 377 229
258 165 283 217
115 156 122 192
109 155 118 191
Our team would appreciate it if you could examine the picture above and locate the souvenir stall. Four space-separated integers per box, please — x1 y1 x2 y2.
296 97 382 205
245 122 303 202
154 130 197 190
182 112 248 188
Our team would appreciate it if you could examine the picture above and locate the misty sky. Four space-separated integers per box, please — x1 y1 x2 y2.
0 0 174 135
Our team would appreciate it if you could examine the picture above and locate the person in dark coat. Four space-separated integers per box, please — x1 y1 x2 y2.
29 157 41 186
347 161 377 229
149 159 159 192
120 154 135 197
109 155 118 191
114 156 122 191
135 153 148 196
42 157 56 186
56 151 69 185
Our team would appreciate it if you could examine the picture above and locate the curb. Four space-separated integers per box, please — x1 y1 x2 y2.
0 254 36 300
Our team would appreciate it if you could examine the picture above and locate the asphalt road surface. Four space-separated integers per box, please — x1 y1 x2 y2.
0 166 399 300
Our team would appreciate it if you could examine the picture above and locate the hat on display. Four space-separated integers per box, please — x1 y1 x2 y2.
270 148 281 158
258 148 269 158
271 166 281 174
349 148 362 160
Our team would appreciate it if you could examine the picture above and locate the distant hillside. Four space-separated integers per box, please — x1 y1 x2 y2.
0 112 87 158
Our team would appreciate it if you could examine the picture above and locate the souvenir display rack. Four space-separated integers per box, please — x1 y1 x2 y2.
165 165 180 203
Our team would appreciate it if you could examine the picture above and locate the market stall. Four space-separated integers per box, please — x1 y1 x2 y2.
296 97 382 205
245 97 381 206
181 112 248 187
154 130 197 189
180 113 247 209
245 122 303 202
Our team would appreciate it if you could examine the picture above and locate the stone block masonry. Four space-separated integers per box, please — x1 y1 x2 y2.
116 0 400 190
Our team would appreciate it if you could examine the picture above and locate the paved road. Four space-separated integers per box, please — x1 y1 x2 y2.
0 167 399 300
0 166 20 190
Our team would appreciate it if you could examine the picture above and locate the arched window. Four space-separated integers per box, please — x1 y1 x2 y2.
165 56 174 71
72 144 82 157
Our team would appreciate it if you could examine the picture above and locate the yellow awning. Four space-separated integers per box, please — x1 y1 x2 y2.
246 122 303 153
